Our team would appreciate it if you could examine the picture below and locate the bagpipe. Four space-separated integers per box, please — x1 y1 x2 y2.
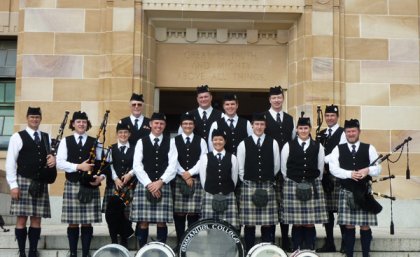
28 111 69 198
78 110 110 203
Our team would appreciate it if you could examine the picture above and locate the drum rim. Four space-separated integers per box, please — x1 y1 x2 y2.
179 218 245 257
135 241 175 257
92 243 130 257
293 249 320 257
247 243 288 257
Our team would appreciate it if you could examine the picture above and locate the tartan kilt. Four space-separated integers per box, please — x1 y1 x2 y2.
274 176 285 222
130 183 173 223
201 191 239 229
101 186 115 213
282 178 328 225
337 189 378 226
173 176 203 214
10 175 51 218
324 175 341 212
239 180 278 226
61 180 102 224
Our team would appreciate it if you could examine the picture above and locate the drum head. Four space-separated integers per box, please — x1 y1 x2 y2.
92 244 130 257
291 250 320 257
247 243 287 257
179 219 245 257
135 242 175 257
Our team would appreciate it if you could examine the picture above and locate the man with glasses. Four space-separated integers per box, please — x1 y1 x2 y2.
120 93 151 146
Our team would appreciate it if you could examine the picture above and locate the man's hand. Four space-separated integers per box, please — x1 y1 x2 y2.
182 171 194 187
89 175 104 186
10 188 20 200
114 178 123 190
46 154 56 167
351 168 369 181
77 160 94 172
121 173 133 184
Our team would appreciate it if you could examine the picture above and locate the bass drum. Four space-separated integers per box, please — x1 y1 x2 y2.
92 244 130 257
179 218 245 257
246 243 288 257
135 242 175 257
290 250 320 257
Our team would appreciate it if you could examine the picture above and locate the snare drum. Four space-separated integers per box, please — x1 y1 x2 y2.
179 218 245 257
246 243 288 257
92 244 130 257
135 242 175 257
289 249 320 257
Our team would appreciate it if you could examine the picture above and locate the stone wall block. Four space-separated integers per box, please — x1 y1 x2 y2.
361 15 419 39
345 38 388 60
346 83 390 106
390 84 420 106
344 0 387 15
21 78 53 101
24 8 85 32
361 61 419 84
55 33 103 55
22 55 83 78
362 106 420 130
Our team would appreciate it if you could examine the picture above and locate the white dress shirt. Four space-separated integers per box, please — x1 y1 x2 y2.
132 134 178 187
5 127 47 189
110 141 133 181
207 114 253 151
329 141 382 179
130 114 144 130
237 134 281 181
173 133 208 176
280 138 325 179
198 149 239 188
268 108 297 140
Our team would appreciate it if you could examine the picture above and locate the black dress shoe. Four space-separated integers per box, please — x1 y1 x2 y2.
316 243 336 252
340 240 345 253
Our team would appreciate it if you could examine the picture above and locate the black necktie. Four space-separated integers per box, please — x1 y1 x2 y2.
301 141 306 150
120 145 126 153
327 128 332 138
134 119 139 130
78 136 83 147
276 113 282 125
228 119 234 130
154 138 159 149
351 144 356 156
257 137 261 148
217 153 222 162
186 136 191 146
34 132 40 144
202 111 208 123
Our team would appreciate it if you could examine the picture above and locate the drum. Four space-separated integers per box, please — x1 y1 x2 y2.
92 244 130 257
179 218 245 257
246 243 288 257
135 242 175 257
289 250 320 257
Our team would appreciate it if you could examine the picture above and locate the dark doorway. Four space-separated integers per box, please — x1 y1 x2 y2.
159 90 269 134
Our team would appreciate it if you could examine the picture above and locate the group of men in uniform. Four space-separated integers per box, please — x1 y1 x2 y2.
6 85 381 257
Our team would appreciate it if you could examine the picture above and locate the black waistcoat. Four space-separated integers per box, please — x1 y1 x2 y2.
286 139 320 182
204 152 234 194
142 136 170 181
264 111 294 150
216 117 248 155
107 143 134 186
175 134 202 172
65 135 96 182
243 136 275 182
16 130 49 179
191 108 222 143
338 143 371 190
318 127 344 155
120 116 151 146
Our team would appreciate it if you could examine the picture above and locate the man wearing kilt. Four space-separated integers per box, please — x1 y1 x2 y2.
264 86 295 251
280 116 327 252
120 93 151 146
131 112 177 248
236 113 280 252
102 121 135 247
6 107 56 257
198 129 240 230
57 111 104 257
178 85 222 144
316 105 347 253
329 119 382 257
173 112 208 247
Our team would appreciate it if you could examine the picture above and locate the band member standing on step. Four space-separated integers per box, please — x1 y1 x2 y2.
280 116 327 252
236 113 280 253
173 112 208 247
120 93 151 146
6 107 56 257
264 86 295 251
102 121 135 247
57 111 104 257
329 119 382 257
179 85 222 145
208 93 252 155
316 105 347 253
198 129 240 230
131 112 177 248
